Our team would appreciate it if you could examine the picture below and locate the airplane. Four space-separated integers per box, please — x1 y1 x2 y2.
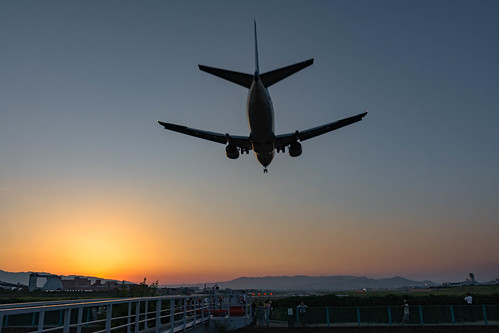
158 22 367 173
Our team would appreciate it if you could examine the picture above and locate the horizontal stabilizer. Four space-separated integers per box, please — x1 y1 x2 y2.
198 65 253 88
261 58 314 88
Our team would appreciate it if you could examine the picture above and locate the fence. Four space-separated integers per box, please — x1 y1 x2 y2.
267 304 499 327
5 298 497 331
0 295 220 333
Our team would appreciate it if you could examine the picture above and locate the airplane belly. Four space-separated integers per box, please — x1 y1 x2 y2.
248 104 274 167
246 80 275 168
248 101 274 139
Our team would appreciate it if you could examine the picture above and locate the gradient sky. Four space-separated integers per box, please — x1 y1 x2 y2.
1 1 498 285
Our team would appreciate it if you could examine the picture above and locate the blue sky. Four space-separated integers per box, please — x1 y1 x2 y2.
1 1 498 284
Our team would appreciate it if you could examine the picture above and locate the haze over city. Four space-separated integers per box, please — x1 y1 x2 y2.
1 1 498 285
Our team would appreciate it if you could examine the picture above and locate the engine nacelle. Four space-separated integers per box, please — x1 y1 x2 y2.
288 142 302 157
225 144 239 159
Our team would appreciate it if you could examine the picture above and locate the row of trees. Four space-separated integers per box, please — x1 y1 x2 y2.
114 278 159 297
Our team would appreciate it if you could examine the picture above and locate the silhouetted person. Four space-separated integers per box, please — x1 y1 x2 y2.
218 295 223 309
240 291 247 304
402 300 410 324
256 304 265 326
297 301 308 326
264 301 272 326
251 302 257 325
465 293 475 321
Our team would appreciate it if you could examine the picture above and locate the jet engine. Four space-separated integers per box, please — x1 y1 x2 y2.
225 144 239 159
288 142 302 157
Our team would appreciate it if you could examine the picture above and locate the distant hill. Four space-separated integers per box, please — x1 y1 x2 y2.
166 275 436 291
1 270 435 291
0 269 128 287
0 270 35 286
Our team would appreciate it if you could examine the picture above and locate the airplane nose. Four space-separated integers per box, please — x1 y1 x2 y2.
256 152 274 167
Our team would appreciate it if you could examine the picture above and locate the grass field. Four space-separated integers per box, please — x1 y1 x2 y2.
1 284 498 305
337 285 499 297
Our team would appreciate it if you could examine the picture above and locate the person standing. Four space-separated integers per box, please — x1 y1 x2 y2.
465 293 475 321
256 303 265 326
240 291 247 304
464 293 473 305
264 301 272 326
297 302 308 326
402 300 410 324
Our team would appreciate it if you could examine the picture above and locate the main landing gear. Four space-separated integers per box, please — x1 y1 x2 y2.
263 167 268 173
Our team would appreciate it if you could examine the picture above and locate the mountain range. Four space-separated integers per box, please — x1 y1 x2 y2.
167 275 436 291
1 270 435 291
214 275 435 291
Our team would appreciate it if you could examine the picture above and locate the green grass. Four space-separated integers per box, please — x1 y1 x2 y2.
266 285 499 308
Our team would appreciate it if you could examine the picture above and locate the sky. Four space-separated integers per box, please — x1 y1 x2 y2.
1 1 498 285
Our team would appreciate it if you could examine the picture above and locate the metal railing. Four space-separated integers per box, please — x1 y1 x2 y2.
0 295 214 333
265 304 499 327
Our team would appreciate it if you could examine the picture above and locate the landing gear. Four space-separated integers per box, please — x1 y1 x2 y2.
263 167 268 173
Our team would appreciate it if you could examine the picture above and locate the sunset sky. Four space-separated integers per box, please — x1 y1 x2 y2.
1 1 498 285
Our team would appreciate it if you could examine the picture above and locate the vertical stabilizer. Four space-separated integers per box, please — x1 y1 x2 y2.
254 20 259 74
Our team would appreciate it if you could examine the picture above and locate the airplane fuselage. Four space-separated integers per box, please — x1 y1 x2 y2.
247 73 275 167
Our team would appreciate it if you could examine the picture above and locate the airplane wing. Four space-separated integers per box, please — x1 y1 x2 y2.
158 121 252 150
275 111 367 147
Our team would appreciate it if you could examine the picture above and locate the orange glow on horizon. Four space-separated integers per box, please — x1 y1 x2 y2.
2 185 498 285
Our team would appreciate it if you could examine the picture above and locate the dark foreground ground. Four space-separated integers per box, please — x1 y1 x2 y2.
234 325 499 333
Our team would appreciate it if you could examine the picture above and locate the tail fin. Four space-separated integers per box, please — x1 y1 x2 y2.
253 20 313 88
199 21 313 89
198 21 260 88
254 20 259 74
